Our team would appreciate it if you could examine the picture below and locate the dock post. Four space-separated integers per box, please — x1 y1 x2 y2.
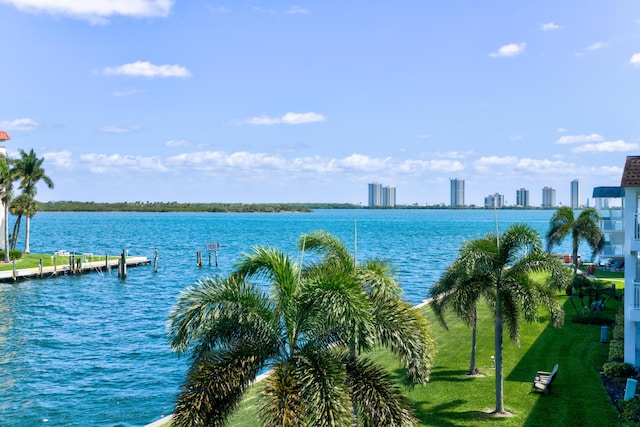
208 252 211 267
39 258 43 278
53 255 57 275
12 260 16 280
78 258 82 274
197 251 202 267
118 250 127 279
154 250 158 273
215 249 219 267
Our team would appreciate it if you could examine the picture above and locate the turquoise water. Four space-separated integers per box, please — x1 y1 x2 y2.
0 209 579 426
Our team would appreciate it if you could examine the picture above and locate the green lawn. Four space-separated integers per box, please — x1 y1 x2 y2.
0 253 118 271
195 295 618 427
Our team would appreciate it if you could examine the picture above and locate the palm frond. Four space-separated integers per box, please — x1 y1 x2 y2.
346 356 416 427
259 362 303 427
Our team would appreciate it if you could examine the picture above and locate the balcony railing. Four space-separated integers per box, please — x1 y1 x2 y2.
635 213 640 240
635 282 640 309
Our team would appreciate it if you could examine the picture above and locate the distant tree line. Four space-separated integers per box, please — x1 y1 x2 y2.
36 201 362 213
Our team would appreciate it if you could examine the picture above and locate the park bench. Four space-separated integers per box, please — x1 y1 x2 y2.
532 364 558 395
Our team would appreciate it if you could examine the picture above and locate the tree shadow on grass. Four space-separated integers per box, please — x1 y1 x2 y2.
413 398 511 427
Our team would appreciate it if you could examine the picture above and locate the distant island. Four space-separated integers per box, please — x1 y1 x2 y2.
36 201 557 212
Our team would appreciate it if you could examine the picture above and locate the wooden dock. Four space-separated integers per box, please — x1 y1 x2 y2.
0 256 151 282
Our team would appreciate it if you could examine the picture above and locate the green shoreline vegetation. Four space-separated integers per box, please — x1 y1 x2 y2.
35 201 576 212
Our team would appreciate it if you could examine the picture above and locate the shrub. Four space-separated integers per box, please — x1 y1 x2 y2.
0 250 23 261
603 361 636 380
614 322 625 340
609 340 625 362
619 397 640 425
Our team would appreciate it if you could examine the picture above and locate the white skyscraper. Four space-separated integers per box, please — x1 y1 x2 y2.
571 179 582 208
516 188 530 207
542 186 556 208
368 182 382 207
450 178 465 207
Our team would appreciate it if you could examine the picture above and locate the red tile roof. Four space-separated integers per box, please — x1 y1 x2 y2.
621 156 640 187
0 131 10 141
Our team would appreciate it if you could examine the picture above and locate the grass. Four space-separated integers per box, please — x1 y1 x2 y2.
164 295 617 427
0 253 118 271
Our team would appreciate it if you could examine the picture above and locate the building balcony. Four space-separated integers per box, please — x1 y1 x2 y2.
631 214 640 252
633 283 640 320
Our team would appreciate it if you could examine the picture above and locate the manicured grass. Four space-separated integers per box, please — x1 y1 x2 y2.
214 296 618 427
0 253 117 271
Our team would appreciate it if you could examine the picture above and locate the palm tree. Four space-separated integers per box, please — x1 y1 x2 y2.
429 249 483 375
9 194 35 250
168 232 433 427
10 149 54 254
0 155 13 262
436 224 568 414
546 206 604 277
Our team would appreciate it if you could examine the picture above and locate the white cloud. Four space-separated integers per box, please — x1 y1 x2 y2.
0 117 40 131
555 133 604 144
99 124 141 133
557 127 568 133
475 156 574 176
210 6 231 13
81 153 167 173
489 42 526 58
572 140 639 153
630 53 640 67
586 41 608 51
165 139 190 147
541 22 563 31
2 0 174 24
43 150 73 168
102 61 191 78
238 112 327 125
168 151 286 170
286 6 309 15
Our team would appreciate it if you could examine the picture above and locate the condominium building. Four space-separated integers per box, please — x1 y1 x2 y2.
450 178 465 207
542 186 556 208
484 193 504 208
368 182 382 207
368 182 396 207
382 186 396 207
571 179 582 208
516 188 530 208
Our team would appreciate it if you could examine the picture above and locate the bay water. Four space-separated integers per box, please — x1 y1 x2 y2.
0 209 579 426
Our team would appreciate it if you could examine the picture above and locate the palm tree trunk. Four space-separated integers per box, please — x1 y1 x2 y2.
24 215 30 254
494 285 504 414
468 305 478 375
10 214 21 250
3 200 8 263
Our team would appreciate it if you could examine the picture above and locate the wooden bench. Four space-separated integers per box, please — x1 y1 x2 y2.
532 364 558 395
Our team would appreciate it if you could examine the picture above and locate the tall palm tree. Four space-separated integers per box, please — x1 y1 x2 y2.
437 224 568 414
169 232 433 427
546 206 604 276
429 250 483 375
10 149 54 254
0 155 13 262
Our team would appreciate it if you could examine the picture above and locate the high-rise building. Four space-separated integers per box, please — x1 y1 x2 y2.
570 179 581 208
382 186 396 207
484 193 504 208
368 182 382 207
450 178 465 207
516 188 530 207
542 186 556 208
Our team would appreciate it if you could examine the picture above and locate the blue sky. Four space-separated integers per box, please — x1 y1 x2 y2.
0 1 638 206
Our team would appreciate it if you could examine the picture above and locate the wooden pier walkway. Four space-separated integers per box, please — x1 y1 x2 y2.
0 256 151 282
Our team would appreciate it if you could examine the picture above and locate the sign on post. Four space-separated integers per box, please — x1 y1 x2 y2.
206 242 220 267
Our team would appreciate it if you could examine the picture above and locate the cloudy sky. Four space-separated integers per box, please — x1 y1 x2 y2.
0 0 638 206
